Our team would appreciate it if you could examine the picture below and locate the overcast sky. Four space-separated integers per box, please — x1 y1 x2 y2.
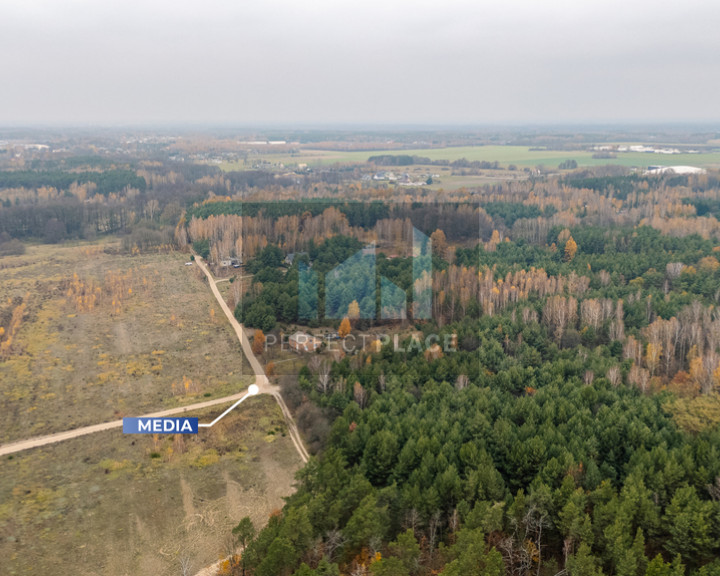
1 0 719 126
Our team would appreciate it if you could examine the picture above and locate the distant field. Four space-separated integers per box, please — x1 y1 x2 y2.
0 241 252 443
0 396 302 576
219 145 720 171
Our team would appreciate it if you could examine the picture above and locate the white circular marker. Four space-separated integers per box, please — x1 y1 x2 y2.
248 384 260 395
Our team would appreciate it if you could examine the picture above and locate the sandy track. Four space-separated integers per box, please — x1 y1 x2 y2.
193 256 308 463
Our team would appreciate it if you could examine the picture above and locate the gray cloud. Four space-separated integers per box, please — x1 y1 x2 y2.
1 0 719 125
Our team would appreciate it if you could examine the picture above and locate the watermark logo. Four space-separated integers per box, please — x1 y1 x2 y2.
298 226 432 321
123 417 199 434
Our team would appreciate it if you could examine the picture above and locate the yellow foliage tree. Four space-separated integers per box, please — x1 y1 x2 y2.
699 256 720 271
713 364 720 393
645 342 662 377
347 300 360 320
339 317 351 338
564 236 578 261
430 229 448 259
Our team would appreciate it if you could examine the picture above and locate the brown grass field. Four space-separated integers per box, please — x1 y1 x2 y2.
0 239 303 575
0 240 253 443
0 396 303 576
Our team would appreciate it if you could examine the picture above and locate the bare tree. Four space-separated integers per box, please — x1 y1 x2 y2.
524 505 550 576
145 198 160 221
404 508 421 535
318 361 331 395
179 556 192 576
324 528 346 562
309 356 332 395
607 365 622 387
448 508 460 540
456 374 469 391
378 372 386 393
427 511 442 560
498 536 532 576
353 381 367 409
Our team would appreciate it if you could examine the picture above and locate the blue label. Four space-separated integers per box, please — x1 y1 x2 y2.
123 417 199 434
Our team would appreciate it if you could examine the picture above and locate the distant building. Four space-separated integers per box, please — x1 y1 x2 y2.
284 252 308 265
645 165 706 175
289 331 322 352
220 257 243 268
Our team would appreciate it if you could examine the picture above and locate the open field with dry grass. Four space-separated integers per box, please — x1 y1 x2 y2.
0 240 252 443
0 395 302 576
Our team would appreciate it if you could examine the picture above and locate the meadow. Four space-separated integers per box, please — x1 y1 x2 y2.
219 144 720 171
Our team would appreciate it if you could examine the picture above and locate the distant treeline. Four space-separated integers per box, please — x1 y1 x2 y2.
0 199 135 241
562 173 704 200
185 200 392 227
368 154 503 170
481 202 557 227
0 170 146 196
184 200 484 240
223 170 297 190
563 174 651 198
683 198 720 220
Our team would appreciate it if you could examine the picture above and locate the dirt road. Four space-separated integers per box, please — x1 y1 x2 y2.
193 256 309 463
0 391 250 457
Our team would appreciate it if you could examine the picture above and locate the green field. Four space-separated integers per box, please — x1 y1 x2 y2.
220 145 720 171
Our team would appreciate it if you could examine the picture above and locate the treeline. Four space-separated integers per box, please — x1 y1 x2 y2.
181 202 490 266
185 200 391 228
0 199 138 241
0 169 146 197
0 164 195 245
186 199 490 238
481 202 557 227
369 155 432 166
368 154 504 170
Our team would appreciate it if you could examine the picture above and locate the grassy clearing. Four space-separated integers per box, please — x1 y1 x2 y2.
0 240 252 443
0 395 302 576
218 145 720 171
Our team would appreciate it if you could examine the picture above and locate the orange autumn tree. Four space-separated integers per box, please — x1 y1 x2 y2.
252 329 266 355
339 317 351 338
